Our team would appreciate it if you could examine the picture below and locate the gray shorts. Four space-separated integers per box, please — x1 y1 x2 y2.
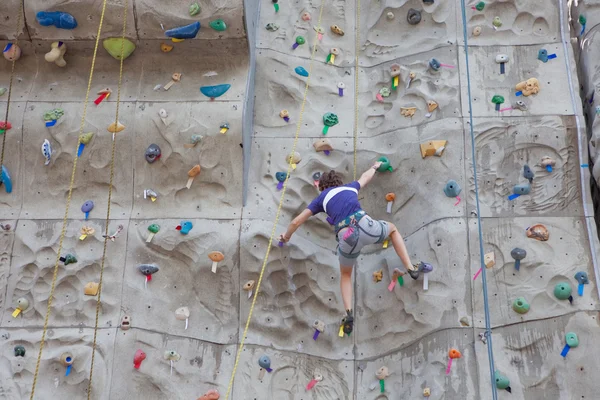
337 215 389 266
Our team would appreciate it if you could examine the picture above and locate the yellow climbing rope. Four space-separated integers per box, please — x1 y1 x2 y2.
0 0 23 171
86 0 128 397
29 1 110 398
223 0 326 397
353 0 360 180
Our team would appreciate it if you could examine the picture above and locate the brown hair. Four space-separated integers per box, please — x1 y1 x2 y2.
318 170 343 191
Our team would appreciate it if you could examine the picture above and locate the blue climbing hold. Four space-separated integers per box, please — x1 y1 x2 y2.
36 11 78 30
443 180 461 198
537 48 557 63
177 221 193 235
295 66 309 77
165 21 201 39
508 183 530 200
200 84 231 99
1 165 12 193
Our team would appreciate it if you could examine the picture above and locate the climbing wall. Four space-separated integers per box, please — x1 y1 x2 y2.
1 0 600 399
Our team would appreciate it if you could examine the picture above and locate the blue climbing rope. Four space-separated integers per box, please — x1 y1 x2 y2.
459 1 498 398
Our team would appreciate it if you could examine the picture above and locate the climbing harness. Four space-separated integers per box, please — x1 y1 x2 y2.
0 1 23 180
223 1 327 398
86 0 129 397
29 1 111 398
459 0 498 398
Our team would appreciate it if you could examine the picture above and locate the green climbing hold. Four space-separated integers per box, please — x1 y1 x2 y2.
493 16 502 28
79 132 94 145
322 113 339 134
103 38 136 60
14 345 26 357
554 282 572 300
494 371 511 391
379 87 391 97
512 297 530 314
491 95 504 104
148 223 160 234
579 15 587 26
62 254 77 265
44 108 64 122
475 1 485 11
565 332 579 347
377 156 393 172
189 2 201 16
209 19 227 32
296 36 306 45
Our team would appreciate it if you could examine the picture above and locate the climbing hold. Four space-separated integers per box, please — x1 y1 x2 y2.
103 38 136 60
60 254 77 265
209 19 227 32
313 320 325 340
508 182 531 200
144 189 158 201
400 107 417 117
423 388 431 397
165 21 201 40
3 43 21 61
390 64 401 90
538 48 557 63
60 352 75 376
200 84 231 100
511 248 526 270
176 221 193 235
275 172 288 190
495 54 508 74
295 66 309 77
444 180 462 198
376 366 389 393
121 315 131 330
94 88 111 105
198 390 220 400
322 113 339 135
575 271 589 296
512 297 530 314
389 268 405 291
301 12 311 21
541 156 556 172
407 9 421 25
186 165 201 189
512 100 527 111
494 371 512 393
306 374 323 390
107 121 125 133
184 134 203 148
84 282 99 296
579 15 587 35
473 26 482 36
133 349 146 369
14 345 25 357
292 36 305 50
41 139 52 166
219 123 230 134
286 151 302 169
459 317 470 326
475 1 485 11
163 72 182 91
491 95 504 111
429 58 441 71
420 140 447 158
492 16 502 28
526 224 549 241
484 252 495 268
337 82 345 97
189 2 201 16
208 251 224 273
515 78 540 97
327 48 340 65
11 297 29 318
265 22 279 32
425 100 438 118
45 42 67 67
561 332 579 357
81 200 94 220
175 306 190 329
385 193 395 214
379 87 391 98
1 165 12 193
386 12 395 20
79 226 95 241
164 350 181 375
243 280 256 299
44 108 64 127
279 109 290 123
138 264 159 288
446 348 461 375
36 11 77 30
377 156 393 172
158 108 168 125
313 26 325 41
313 138 333 155
373 269 383 282
258 355 273 379
523 165 534 183
554 282 573 304
102 224 124 242
146 223 160 243
421 262 434 291
330 25 345 36
145 144 161 164
160 42 174 52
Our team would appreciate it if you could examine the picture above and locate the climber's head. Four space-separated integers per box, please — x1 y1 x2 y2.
318 170 343 191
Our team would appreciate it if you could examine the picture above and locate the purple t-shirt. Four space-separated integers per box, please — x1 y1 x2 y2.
307 181 362 225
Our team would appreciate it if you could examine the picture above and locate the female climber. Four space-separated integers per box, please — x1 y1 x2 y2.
278 161 423 334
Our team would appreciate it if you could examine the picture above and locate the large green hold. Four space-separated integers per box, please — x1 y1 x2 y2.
209 19 227 32
103 38 136 60
565 332 579 348
512 297 529 314
554 282 572 300
494 371 511 391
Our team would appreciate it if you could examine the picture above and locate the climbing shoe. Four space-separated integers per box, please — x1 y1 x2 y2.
342 310 354 335
408 262 425 280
